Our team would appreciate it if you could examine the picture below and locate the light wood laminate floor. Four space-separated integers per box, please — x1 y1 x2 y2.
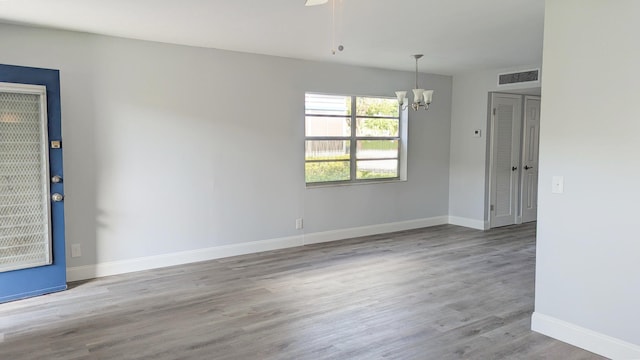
0 223 606 359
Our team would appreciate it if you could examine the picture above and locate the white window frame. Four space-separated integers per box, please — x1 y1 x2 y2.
305 93 408 186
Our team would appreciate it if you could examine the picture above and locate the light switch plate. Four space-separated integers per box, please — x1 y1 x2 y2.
473 129 482 138
552 176 564 194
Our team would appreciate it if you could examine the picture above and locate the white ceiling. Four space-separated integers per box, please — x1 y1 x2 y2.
0 0 545 75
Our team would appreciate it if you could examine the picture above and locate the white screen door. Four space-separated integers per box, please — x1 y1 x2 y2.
0 83 52 273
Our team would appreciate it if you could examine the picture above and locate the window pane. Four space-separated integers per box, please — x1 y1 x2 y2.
356 97 399 117
306 161 350 183
305 116 351 137
357 160 398 179
305 140 350 161
356 140 398 159
356 118 399 137
305 94 351 116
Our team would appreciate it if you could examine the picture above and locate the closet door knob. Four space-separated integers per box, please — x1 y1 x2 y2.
512 166 518 171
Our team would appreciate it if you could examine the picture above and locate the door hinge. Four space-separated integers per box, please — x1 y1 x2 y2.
492 108 496 116
490 204 494 211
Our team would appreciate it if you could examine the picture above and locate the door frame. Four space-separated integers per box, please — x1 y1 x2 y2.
0 64 66 303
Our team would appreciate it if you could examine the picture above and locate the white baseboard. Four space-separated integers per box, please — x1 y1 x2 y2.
447 216 488 230
67 216 448 282
303 216 449 245
67 235 304 282
532 312 640 359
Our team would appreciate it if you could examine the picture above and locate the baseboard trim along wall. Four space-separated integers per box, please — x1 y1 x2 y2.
67 216 451 282
66 235 304 282
532 312 640 359
303 216 449 245
447 216 488 230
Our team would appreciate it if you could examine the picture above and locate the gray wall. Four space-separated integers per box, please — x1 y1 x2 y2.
449 66 540 227
533 0 640 355
0 23 452 271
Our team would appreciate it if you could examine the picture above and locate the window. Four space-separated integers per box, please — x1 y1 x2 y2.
305 93 406 185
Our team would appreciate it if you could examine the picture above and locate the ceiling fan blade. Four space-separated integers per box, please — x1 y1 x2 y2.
305 0 329 6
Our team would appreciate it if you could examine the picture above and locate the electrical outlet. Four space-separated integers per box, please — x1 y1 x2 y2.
71 244 82 257
295 218 303 230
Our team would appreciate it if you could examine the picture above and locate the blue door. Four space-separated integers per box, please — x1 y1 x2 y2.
0 64 66 303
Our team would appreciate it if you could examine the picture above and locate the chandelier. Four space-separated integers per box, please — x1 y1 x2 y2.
395 55 434 111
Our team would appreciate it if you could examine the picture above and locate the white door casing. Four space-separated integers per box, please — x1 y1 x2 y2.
521 96 540 223
489 93 522 228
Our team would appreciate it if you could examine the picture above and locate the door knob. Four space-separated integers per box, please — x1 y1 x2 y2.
512 166 518 171
524 165 534 170
52 193 64 202
51 175 63 183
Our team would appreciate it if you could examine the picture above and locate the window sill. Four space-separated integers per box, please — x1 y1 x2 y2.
305 178 407 189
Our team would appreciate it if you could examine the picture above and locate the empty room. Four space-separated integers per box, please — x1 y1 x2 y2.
1 0 638 359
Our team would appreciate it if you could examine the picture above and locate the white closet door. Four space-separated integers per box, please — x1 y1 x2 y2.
521 96 541 223
490 94 522 228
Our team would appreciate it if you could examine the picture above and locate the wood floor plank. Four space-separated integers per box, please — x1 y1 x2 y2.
0 223 606 359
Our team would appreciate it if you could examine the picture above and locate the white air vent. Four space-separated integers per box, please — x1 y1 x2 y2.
498 69 540 86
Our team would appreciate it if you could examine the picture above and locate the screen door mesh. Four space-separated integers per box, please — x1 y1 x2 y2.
0 91 51 273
